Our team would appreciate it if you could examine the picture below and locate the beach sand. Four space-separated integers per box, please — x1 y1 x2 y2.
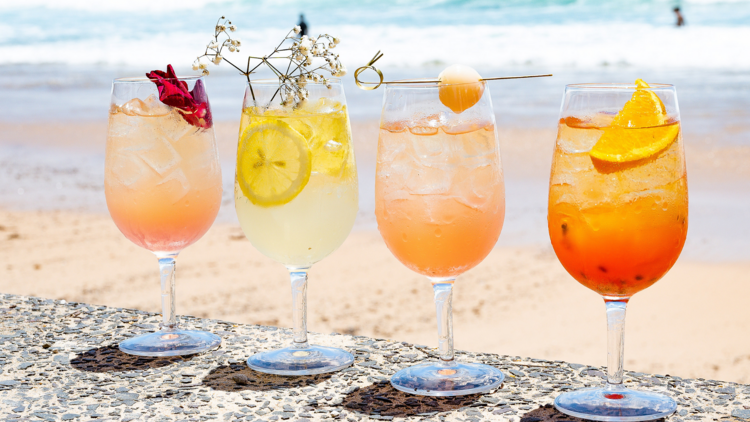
2 120 750 384
2 209 750 385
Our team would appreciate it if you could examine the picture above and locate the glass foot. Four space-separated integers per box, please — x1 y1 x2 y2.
554 385 676 421
119 329 221 357
391 362 504 396
247 345 354 376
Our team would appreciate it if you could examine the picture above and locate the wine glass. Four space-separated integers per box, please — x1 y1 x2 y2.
375 80 505 396
104 75 222 356
234 79 358 375
548 82 686 420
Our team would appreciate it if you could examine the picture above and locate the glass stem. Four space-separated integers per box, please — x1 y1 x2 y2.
430 278 456 364
156 252 179 331
605 299 628 385
288 266 311 349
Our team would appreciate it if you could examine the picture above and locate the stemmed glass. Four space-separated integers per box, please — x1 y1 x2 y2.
104 75 223 356
234 79 358 375
548 82 686 420
375 80 505 395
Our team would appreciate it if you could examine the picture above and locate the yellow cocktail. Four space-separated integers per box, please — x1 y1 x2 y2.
234 79 358 375
235 100 357 267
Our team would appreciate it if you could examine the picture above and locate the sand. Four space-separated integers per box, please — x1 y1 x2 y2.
2 208 750 384
2 119 750 385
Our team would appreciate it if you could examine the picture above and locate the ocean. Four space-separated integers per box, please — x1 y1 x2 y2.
0 0 749 261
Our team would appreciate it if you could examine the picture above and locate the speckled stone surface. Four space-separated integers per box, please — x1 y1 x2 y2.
1 294 749 422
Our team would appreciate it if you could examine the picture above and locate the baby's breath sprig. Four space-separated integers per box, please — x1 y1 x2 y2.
194 16 345 107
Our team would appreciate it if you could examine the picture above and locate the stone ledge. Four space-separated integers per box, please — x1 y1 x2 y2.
1 294 748 421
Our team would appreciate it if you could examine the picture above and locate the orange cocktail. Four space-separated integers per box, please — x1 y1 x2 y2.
549 80 686 420
548 80 687 298
375 121 505 277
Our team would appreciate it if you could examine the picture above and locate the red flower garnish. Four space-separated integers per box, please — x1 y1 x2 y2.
145 64 213 129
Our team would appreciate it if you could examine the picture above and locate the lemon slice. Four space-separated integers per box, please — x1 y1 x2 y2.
237 120 312 207
590 79 678 163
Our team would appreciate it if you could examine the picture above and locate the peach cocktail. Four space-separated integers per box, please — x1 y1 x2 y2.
104 67 222 356
375 65 506 396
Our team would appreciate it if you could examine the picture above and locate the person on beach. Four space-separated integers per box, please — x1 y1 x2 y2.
298 14 308 37
674 7 685 26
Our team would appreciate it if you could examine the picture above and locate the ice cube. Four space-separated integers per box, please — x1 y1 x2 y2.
411 113 443 128
184 150 220 183
453 164 501 210
156 109 197 146
549 170 577 188
458 127 496 159
409 126 439 136
378 146 412 187
136 137 182 176
421 195 459 225
382 188 411 205
107 111 141 139
142 94 171 116
411 134 452 164
311 97 343 114
119 95 170 117
443 119 491 136
406 165 451 195
120 98 147 116
616 146 683 192
157 168 191 204
557 124 603 153
325 140 343 152
378 141 406 163
108 152 151 188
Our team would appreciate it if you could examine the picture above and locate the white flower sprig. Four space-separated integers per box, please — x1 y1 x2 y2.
194 16 345 106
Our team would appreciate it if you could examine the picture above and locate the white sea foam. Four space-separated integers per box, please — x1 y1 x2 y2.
0 0 749 70
0 23 749 71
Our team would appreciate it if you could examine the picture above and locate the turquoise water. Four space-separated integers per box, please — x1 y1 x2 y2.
1 0 749 69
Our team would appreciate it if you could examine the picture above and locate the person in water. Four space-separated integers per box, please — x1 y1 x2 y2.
674 7 685 26
298 14 308 37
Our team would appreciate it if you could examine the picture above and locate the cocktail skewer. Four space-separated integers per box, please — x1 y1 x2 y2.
354 51 552 90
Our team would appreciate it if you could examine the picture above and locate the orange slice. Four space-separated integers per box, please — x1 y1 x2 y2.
590 79 678 163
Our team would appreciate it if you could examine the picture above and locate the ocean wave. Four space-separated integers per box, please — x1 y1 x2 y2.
0 0 748 71
0 23 748 71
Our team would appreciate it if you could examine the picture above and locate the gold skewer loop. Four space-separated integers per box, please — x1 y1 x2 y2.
354 51 385 91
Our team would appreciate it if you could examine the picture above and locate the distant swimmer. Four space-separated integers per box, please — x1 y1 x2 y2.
674 7 685 26
298 14 308 37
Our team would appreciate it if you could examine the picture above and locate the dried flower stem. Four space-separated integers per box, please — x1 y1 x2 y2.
195 17 346 107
